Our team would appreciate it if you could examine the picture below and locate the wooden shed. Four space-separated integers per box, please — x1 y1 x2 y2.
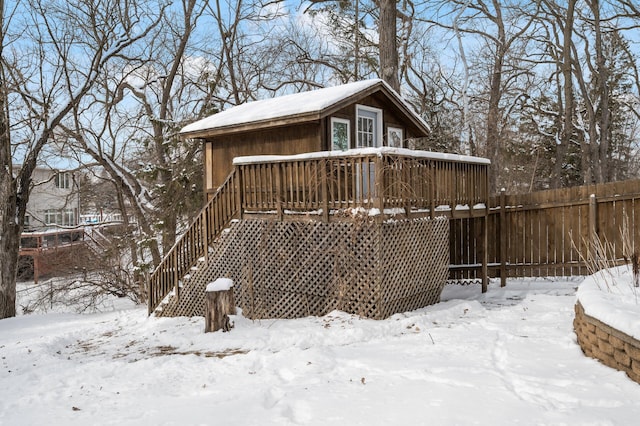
180 79 431 198
148 80 490 320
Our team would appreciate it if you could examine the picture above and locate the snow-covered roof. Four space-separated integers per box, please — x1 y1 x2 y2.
180 79 430 138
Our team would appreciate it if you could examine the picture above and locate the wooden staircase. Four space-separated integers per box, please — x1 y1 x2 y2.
147 169 240 314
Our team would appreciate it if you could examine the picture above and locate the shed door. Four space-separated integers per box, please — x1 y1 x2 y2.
356 105 383 200
356 106 382 148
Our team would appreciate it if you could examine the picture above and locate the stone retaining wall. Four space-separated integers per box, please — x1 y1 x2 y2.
574 301 640 383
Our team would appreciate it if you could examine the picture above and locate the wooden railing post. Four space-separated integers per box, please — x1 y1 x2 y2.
500 188 507 287
275 163 284 221
429 162 436 218
374 154 384 214
173 253 180 301
202 209 209 264
236 166 244 220
321 159 329 223
400 157 411 218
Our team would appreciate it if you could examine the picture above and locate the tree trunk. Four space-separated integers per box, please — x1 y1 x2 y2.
590 0 610 183
558 0 576 188
0 110 21 318
0 137 20 319
485 4 506 194
0 11 19 317
486 55 503 193
0 226 19 319
379 0 400 92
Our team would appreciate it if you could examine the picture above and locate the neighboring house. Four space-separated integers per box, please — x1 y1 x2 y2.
180 79 431 198
16 166 83 282
21 166 80 231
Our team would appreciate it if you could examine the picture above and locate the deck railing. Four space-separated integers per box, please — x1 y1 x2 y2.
147 171 240 313
235 148 489 219
148 148 490 314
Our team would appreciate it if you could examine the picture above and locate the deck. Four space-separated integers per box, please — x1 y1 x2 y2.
19 229 86 282
148 148 490 314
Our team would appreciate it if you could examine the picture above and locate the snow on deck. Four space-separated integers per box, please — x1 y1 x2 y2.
232 147 490 166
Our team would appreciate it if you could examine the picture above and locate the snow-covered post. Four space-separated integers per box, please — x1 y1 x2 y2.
204 278 235 333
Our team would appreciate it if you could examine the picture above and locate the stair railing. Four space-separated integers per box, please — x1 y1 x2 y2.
147 168 240 314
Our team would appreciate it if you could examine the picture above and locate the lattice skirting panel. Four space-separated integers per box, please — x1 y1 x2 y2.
157 217 450 320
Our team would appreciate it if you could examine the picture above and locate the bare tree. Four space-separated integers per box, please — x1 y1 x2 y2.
116 0 208 256
303 0 379 83
528 0 640 187
0 0 163 319
419 0 538 192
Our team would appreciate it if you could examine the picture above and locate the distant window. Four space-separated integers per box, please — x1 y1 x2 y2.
44 209 75 226
55 172 71 189
24 215 30 226
387 127 403 148
45 209 61 225
63 209 75 226
331 117 350 151
356 105 382 148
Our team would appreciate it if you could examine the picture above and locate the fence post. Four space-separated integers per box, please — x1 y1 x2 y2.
589 194 598 243
481 169 490 293
33 253 40 285
500 188 507 287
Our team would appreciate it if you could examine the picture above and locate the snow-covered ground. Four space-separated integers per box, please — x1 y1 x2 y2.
2 277 640 425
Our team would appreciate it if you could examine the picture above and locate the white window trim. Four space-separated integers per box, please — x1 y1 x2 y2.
55 172 71 189
330 117 351 151
356 104 383 148
387 126 404 148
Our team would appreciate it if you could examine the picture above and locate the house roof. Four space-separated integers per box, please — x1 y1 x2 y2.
180 79 430 139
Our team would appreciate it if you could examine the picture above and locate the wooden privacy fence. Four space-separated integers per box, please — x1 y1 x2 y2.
450 179 640 281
